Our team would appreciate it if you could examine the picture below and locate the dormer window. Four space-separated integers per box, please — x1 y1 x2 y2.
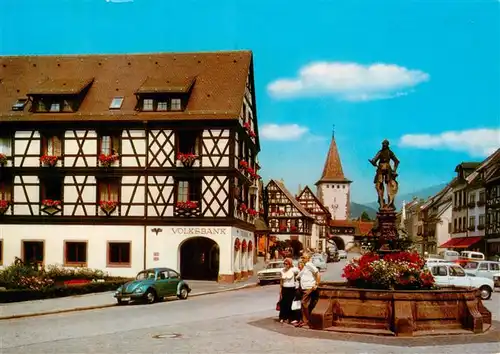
50 103 61 112
12 98 28 111
157 101 168 111
109 97 124 109
171 98 182 111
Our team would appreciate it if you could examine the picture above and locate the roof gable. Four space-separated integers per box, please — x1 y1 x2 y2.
0 50 252 121
267 180 314 218
296 185 331 216
316 135 351 184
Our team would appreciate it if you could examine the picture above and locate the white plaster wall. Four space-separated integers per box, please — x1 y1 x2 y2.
13 175 39 215
14 131 40 167
317 182 350 220
122 176 145 216
122 130 146 168
63 176 97 216
64 130 97 167
202 176 229 217
0 224 144 277
437 204 452 252
202 129 230 168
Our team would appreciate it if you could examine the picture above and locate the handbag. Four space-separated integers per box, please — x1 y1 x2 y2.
291 299 301 311
276 301 280 311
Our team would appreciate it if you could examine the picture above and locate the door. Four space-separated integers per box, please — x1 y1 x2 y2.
448 265 470 287
155 270 176 298
476 262 490 279
488 262 500 279
431 265 449 286
167 270 181 296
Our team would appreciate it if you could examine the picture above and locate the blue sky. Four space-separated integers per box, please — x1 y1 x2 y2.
1 0 499 203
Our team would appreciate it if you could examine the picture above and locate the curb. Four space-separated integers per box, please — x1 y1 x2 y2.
0 283 259 321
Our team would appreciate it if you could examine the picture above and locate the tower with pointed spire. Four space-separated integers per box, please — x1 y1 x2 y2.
315 126 352 220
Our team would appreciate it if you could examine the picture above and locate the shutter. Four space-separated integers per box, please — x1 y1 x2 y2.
54 136 62 156
194 135 200 155
47 138 53 155
110 182 119 202
112 135 119 155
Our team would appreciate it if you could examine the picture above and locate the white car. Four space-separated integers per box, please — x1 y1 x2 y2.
257 261 284 284
338 250 348 260
311 254 327 272
427 262 494 300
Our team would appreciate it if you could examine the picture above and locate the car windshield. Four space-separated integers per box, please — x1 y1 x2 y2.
464 262 478 269
267 263 284 269
136 271 156 280
449 266 466 277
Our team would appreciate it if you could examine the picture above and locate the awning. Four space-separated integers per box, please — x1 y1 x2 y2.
439 236 483 249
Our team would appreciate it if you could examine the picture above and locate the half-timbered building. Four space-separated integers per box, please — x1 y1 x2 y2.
264 179 316 254
296 185 331 251
0 51 261 282
481 149 500 257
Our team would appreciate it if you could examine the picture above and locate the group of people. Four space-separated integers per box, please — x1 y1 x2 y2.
278 253 320 328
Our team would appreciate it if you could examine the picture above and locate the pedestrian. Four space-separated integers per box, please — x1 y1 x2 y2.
278 258 299 324
295 253 320 328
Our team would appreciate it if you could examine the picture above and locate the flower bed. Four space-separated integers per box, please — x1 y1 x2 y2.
342 251 435 290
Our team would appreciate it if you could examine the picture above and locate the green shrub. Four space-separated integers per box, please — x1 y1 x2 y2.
0 263 40 289
44 265 108 281
0 280 129 303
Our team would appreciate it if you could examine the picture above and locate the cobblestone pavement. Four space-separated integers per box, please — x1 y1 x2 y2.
1 259 499 354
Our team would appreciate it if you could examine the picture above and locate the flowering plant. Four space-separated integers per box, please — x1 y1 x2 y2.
247 208 258 216
0 153 7 165
279 225 287 232
249 131 256 138
246 167 261 180
239 203 247 213
234 238 241 251
18 275 54 291
176 201 199 209
0 199 11 209
40 155 58 167
42 199 61 208
239 160 248 170
243 122 251 131
177 153 198 166
98 153 119 167
290 225 298 232
99 200 118 212
342 251 435 290
242 240 247 251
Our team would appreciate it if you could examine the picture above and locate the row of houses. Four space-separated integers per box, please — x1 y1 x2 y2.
402 149 500 259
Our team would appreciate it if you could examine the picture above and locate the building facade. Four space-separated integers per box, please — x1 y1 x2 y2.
420 185 452 255
481 149 500 257
0 51 260 282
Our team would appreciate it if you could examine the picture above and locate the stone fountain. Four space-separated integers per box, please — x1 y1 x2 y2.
309 140 492 337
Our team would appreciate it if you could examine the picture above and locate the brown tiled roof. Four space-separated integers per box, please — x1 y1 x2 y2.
316 136 351 184
254 217 269 232
329 219 374 236
136 76 196 94
272 180 314 219
0 50 252 122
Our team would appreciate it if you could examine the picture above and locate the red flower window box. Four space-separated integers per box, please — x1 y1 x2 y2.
42 199 61 208
243 122 251 131
0 153 7 165
176 201 199 210
247 208 258 216
0 199 11 215
99 200 118 214
177 153 198 167
234 238 241 251
98 154 119 167
279 226 287 232
290 226 298 232
239 160 248 170
40 155 58 167
239 203 248 213
249 131 256 138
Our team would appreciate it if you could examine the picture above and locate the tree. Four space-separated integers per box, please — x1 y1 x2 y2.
360 211 371 221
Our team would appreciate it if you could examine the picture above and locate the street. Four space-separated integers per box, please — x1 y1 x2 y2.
1 260 499 354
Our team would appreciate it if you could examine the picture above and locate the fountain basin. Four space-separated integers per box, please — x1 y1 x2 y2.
310 282 492 337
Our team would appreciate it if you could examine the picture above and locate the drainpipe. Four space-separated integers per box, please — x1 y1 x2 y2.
143 224 147 270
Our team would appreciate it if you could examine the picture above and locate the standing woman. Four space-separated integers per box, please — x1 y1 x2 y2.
279 258 297 323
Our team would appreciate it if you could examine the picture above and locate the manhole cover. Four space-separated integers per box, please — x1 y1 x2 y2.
152 333 183 339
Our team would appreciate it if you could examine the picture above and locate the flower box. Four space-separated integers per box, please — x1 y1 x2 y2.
249 131 256 138
247 208 258 217
41 199 62 216
176 153 198 168
99 200 118 215
239 160 248 171
279 226 287 232
239 203 248 213
0 199 11 215
98 154 119 167
176 201 199 210
40 155 58 167
243 122 251 131
0 153 7 165
290 225 298 232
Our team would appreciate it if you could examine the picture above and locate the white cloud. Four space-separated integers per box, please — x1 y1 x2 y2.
106 0 133 3
260 123 309 141
267 62 429 101
399 128 500 157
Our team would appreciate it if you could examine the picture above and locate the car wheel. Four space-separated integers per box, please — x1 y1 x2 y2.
178 286 189 300
144 289 157 304
479 286 492 300
259 280 267 286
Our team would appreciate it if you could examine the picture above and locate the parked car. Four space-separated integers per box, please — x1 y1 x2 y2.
425 258 449 265
338 250 348 260
257 261 285 285
311 253 327 271
438 250 460 261
460 251 485 260
326 247 339 262
427 262 494 300
463 261 500 287
114 268 191 305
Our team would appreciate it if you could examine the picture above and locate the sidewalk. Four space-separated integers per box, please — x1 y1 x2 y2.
0 270 263 320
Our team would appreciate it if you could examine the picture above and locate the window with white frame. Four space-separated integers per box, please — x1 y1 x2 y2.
171 98 182 111
50 103 61 112
45 136 62 156
157 101 168 111
143 99 154 111
101 136 112 155
177 181 189 202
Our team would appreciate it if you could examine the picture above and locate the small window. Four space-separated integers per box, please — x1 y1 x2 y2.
12 98 28 111
431 266 447 276
109 97 124 109
177 130 200 154
159 271 168 280
41 177 63 201
0 174 14 205
157 101 168 111
171 98 182 111
168 270 180 279
107 242 131 266
22 241 44 264
143 99 154 111
99 135 119 155
50 103 61 112
43 135 62 156
177 181 189 202
176 179 201 203
489 263 500 271
449 266 465 277
64 241 88 266
36 100 47 112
